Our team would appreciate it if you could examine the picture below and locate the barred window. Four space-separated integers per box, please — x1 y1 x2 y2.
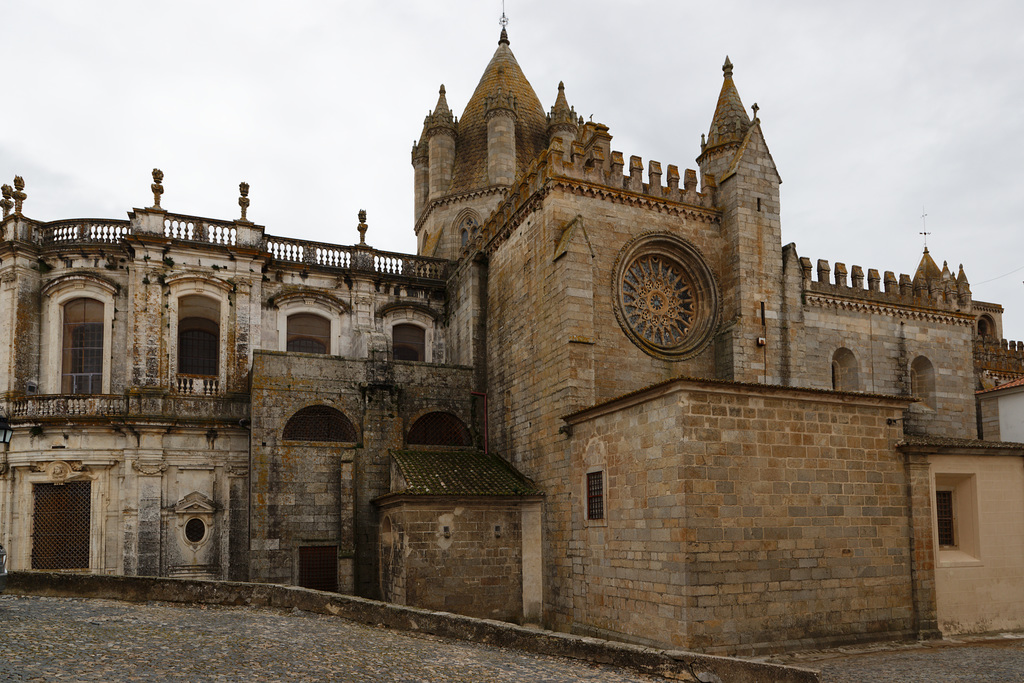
283 405 357 442
936 489 955 547
287 313 330 354
587 471 604 520
62 298 104 394
406 411 471 447
178 295 220 377
179 319 219 376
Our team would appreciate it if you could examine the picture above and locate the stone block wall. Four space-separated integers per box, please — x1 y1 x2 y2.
249 351 476 597
564 379 919 654
377 498 526 622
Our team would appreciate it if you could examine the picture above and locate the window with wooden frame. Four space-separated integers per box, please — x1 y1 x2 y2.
286 313 331 354
392 324 426 362
61 298 104 394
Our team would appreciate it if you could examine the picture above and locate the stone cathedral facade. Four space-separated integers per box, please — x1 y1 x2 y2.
2 29 1024 654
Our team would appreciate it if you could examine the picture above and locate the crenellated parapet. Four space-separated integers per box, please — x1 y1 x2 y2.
975 337 1024 383
466 130 720 261
798 254 974 322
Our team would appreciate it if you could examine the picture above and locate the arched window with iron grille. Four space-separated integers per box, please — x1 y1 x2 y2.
406 411 471 447
282 405 357 442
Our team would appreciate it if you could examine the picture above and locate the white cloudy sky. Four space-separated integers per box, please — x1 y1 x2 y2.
4 1 1023 338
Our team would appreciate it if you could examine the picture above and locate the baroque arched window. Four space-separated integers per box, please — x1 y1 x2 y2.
62 298 104 394
178 294 220 377
406 411 471 447
283 405 357 442
392 324 426 362
287 313 331 354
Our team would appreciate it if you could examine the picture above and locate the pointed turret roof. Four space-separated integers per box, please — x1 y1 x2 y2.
547 81 577 132
913 247 942 283
705 56 751 151
447 29 549 194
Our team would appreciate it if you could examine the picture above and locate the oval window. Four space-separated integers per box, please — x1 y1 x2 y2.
185 518 206 543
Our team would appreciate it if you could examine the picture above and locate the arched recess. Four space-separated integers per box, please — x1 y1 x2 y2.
831 347 859 392
166 275 232 395
274 290 350 356
977 314 995 338
41 274 118 395
406 411 471 447
910 356 937 410
282 405 358 442
380 302 440 363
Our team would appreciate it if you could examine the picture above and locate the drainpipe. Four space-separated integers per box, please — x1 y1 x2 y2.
471 391 487 454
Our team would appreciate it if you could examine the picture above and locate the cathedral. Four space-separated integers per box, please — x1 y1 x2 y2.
2 27 1024 655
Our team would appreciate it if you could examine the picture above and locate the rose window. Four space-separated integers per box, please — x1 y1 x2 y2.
622 255 695 347
613 234 720 360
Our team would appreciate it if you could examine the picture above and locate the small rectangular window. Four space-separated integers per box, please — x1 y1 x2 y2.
587 471 604 520
936 489 955 547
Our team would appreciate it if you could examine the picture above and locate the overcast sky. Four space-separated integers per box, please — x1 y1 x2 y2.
4 1 1022 338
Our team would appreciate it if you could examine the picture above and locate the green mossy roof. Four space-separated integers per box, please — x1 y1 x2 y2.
390 449 541 496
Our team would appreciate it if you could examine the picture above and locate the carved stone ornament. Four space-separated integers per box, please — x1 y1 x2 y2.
132 461 168 476
612 233 720 360
44 460 83 483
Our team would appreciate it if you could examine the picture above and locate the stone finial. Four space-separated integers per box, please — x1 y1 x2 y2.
11 176 26 216
151 169 165 209
499 27 509 46
751 103 759 120
357 209 368 245
723 56 734 78
238 181 251 222
0 184 12 219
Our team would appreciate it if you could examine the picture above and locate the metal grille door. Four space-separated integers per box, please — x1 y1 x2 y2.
298 545 338 592
32 482 91 570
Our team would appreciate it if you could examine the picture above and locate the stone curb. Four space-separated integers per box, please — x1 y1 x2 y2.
8 571 819 683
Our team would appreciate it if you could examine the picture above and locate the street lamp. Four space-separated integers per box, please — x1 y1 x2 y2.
0 408 13 444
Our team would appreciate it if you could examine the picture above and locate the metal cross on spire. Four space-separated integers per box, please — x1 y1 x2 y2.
920 207 930 249
500 0 509 28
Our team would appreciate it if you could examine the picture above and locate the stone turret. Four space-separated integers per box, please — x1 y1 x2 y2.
485 84 518 186
412 28 549 259
697 56 752 182
546 81 578 150
426 85 457 201
411 122 430 220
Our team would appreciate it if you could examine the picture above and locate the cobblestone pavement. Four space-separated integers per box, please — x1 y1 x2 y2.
762 634 1024 682
5 594 1024 683
0 595 670 682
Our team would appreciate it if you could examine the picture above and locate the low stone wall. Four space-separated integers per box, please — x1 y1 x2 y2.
8 572 818 683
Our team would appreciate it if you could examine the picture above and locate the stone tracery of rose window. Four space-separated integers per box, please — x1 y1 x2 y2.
621 254 695 348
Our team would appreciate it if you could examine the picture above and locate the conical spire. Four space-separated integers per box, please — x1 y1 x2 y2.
547 81 577 130
434 85 452 119
446 27 548 194
425 84 456 133
956 263 970 286
913 247 942 284
704 56 751 151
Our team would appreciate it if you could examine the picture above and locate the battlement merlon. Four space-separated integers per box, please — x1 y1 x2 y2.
543 134 715 209
798 251 975 315
975 336 1024 382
